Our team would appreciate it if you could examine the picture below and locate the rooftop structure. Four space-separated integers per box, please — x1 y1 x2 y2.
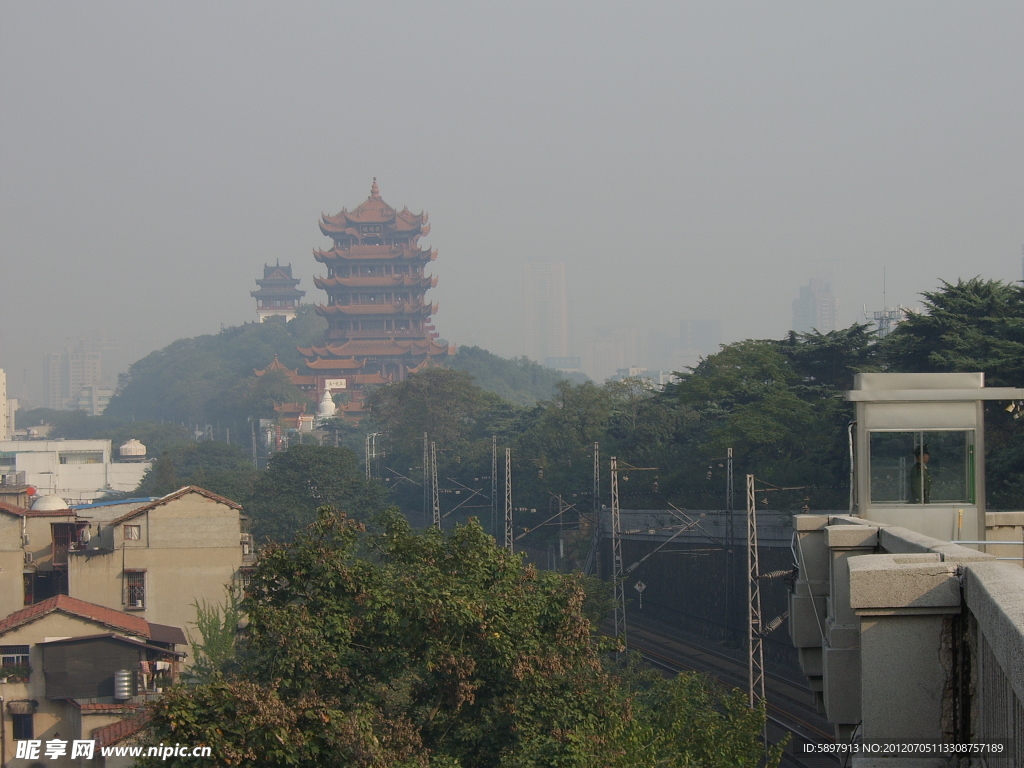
252 261 305 322
0 439 151 503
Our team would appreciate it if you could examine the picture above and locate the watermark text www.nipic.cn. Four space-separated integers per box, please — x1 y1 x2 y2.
17 739 213 760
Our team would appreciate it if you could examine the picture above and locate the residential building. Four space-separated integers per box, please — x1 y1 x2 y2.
0 594 185 766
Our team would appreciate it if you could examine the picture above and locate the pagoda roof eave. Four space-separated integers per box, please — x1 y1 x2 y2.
313 247 433 263
313 275 435 290
314 302 437 316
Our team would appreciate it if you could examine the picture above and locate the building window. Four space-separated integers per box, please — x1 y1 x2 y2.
868 430 975 505
124 524 141 541
58 451 103 464
0 646 29 667
125 570 146 609
11 714 33 740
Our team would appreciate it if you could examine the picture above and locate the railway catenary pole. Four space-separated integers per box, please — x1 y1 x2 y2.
747 473 765 708
611 456 626 651
422 432 429 527
492 435 498 538
591 442 601 576
504 448 513 551
431 442 441 529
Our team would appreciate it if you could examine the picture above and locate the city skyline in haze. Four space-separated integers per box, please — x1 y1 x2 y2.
2 3 1022 400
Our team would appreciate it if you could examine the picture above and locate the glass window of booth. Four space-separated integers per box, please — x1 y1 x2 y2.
868 430 974 504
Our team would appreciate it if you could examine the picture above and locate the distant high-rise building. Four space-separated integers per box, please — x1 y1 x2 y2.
583 328 639 382
680 319 722 355
47 341 109 412
792 279 838 334
522 263 569 364
252 261 305 322
0 369 8 440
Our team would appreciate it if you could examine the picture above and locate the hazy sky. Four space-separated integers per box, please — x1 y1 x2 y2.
2 2 1022 397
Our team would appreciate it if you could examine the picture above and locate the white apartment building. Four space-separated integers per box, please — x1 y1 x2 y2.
0 440 150 503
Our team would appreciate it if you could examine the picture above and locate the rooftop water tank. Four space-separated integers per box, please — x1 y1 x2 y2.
31 495 69 512
119 439 147 460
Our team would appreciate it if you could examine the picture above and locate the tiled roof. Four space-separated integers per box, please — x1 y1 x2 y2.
0 595 151 638
108 485 242 526
0 500 28 516
73 701 146 714
92 714 148 748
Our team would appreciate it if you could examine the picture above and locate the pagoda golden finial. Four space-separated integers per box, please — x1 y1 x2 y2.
370 177 380 198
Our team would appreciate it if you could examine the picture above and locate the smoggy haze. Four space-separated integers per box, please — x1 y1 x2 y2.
1 3 1023 397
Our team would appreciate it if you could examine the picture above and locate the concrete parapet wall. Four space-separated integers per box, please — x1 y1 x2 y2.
791 512 1022 746
962 562 1024 705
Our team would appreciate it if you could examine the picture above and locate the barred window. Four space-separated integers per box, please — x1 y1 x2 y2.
125 570 146 610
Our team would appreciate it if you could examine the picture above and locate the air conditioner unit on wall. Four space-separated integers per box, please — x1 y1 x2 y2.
24 552 33 564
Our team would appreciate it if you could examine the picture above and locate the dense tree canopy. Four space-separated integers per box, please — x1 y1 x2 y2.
244 444 389 541
140 508 781 768
105 307 325 425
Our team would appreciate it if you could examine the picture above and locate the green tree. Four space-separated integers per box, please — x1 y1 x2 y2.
139 509 781 767
187 589 244 682
881 278 1024 385
245 444 388 541
135 442 257 501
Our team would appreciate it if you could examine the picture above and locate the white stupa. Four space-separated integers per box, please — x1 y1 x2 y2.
317 390 337 420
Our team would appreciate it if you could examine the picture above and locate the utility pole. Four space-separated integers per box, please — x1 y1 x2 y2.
491 435 498 538
431 442 441 529
504 448 513 551
747 473 765 708
611 456 625 650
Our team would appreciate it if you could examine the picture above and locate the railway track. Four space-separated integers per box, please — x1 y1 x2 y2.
614 621 843 768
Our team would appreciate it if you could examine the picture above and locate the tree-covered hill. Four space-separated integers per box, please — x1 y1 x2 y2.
449 345 588 406
104 307 326 425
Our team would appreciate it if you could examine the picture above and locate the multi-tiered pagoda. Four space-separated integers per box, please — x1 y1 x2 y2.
252 261 305 322
288 179 452 416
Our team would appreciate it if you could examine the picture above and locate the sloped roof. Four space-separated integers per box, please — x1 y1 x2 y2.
108 485 242 526
0 595 151 638
319 179 428 236
92 714 147 748
0 500 77 519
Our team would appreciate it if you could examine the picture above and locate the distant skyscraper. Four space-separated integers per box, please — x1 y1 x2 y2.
792 279 838 334
522 263 569 365
680 319 722 355
47 341 110 412
0 369 8 440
